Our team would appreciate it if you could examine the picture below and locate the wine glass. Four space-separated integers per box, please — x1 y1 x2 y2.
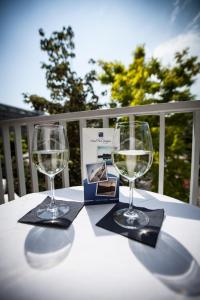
32 124 70 220
112 121 153 229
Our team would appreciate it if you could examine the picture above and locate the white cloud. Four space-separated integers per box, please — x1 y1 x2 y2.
153 31 200 99
170 0 192 24
171 0 180 24
182 0 192 9
186 11 200 31
154 31 200 65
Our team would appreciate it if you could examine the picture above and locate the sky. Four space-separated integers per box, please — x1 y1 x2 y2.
0 0 200 110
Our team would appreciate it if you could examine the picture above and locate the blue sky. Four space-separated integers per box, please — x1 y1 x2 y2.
0 0 200 109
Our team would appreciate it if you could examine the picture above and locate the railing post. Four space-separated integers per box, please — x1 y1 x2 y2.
129 115 135 149
129 115 135 123
14 125 26 196
190 111 200 205
103 117 109 128
60 120 70 188
158 113 165 194
0 157 5 204
79 119 87 184
27 124 39 193
2 125 15 200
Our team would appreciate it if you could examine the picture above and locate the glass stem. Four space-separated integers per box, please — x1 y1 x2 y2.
129 180 134 212
49 176 55 208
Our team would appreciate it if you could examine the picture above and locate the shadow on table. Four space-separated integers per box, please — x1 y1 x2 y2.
129 231 200 297
85 204 116 237
121 189 200 221
24 225 75 269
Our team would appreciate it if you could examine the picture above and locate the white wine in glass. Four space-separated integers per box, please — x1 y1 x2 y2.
112 121 153 229
32 150 68 176
32 124 70 220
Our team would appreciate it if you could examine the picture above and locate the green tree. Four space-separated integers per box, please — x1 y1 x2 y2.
24 27 101 187
98 46 200 202
99 46 200 106
24 26 100 113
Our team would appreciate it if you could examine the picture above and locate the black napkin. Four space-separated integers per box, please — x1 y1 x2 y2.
18 197 84 228
96 202 164 247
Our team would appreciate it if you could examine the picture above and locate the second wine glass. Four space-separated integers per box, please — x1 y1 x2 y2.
112 121 153 229
32 124 70 220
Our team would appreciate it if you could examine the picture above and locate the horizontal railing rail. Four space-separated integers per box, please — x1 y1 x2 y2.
0 100 200 205
0 101 200 126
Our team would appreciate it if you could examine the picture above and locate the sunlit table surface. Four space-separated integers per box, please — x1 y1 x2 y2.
0 186 200 300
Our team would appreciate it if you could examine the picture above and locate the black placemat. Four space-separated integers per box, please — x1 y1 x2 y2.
18 197 84 228
96 202 165 247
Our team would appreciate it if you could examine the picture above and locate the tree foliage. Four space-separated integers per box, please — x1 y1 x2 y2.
23 27 101 187
98 46 200 202
24 26 100 113
99 46 200 106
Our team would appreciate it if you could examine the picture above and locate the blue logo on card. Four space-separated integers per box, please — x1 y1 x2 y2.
98 132 104 138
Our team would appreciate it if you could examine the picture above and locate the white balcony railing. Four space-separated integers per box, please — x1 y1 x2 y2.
0 100 200 205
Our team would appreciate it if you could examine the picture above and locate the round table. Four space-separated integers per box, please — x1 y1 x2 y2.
0 186 200 300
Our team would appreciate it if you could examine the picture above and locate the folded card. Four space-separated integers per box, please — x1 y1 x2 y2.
82 128 119 205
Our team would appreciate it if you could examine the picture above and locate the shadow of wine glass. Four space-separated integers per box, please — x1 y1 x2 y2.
129 231 200 297
24 225 74 270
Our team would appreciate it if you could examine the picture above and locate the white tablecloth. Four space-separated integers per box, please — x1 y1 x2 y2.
0 186 200 300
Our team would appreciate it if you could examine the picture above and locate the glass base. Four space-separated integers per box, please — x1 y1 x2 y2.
113 208 149 229
37 205 70 220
